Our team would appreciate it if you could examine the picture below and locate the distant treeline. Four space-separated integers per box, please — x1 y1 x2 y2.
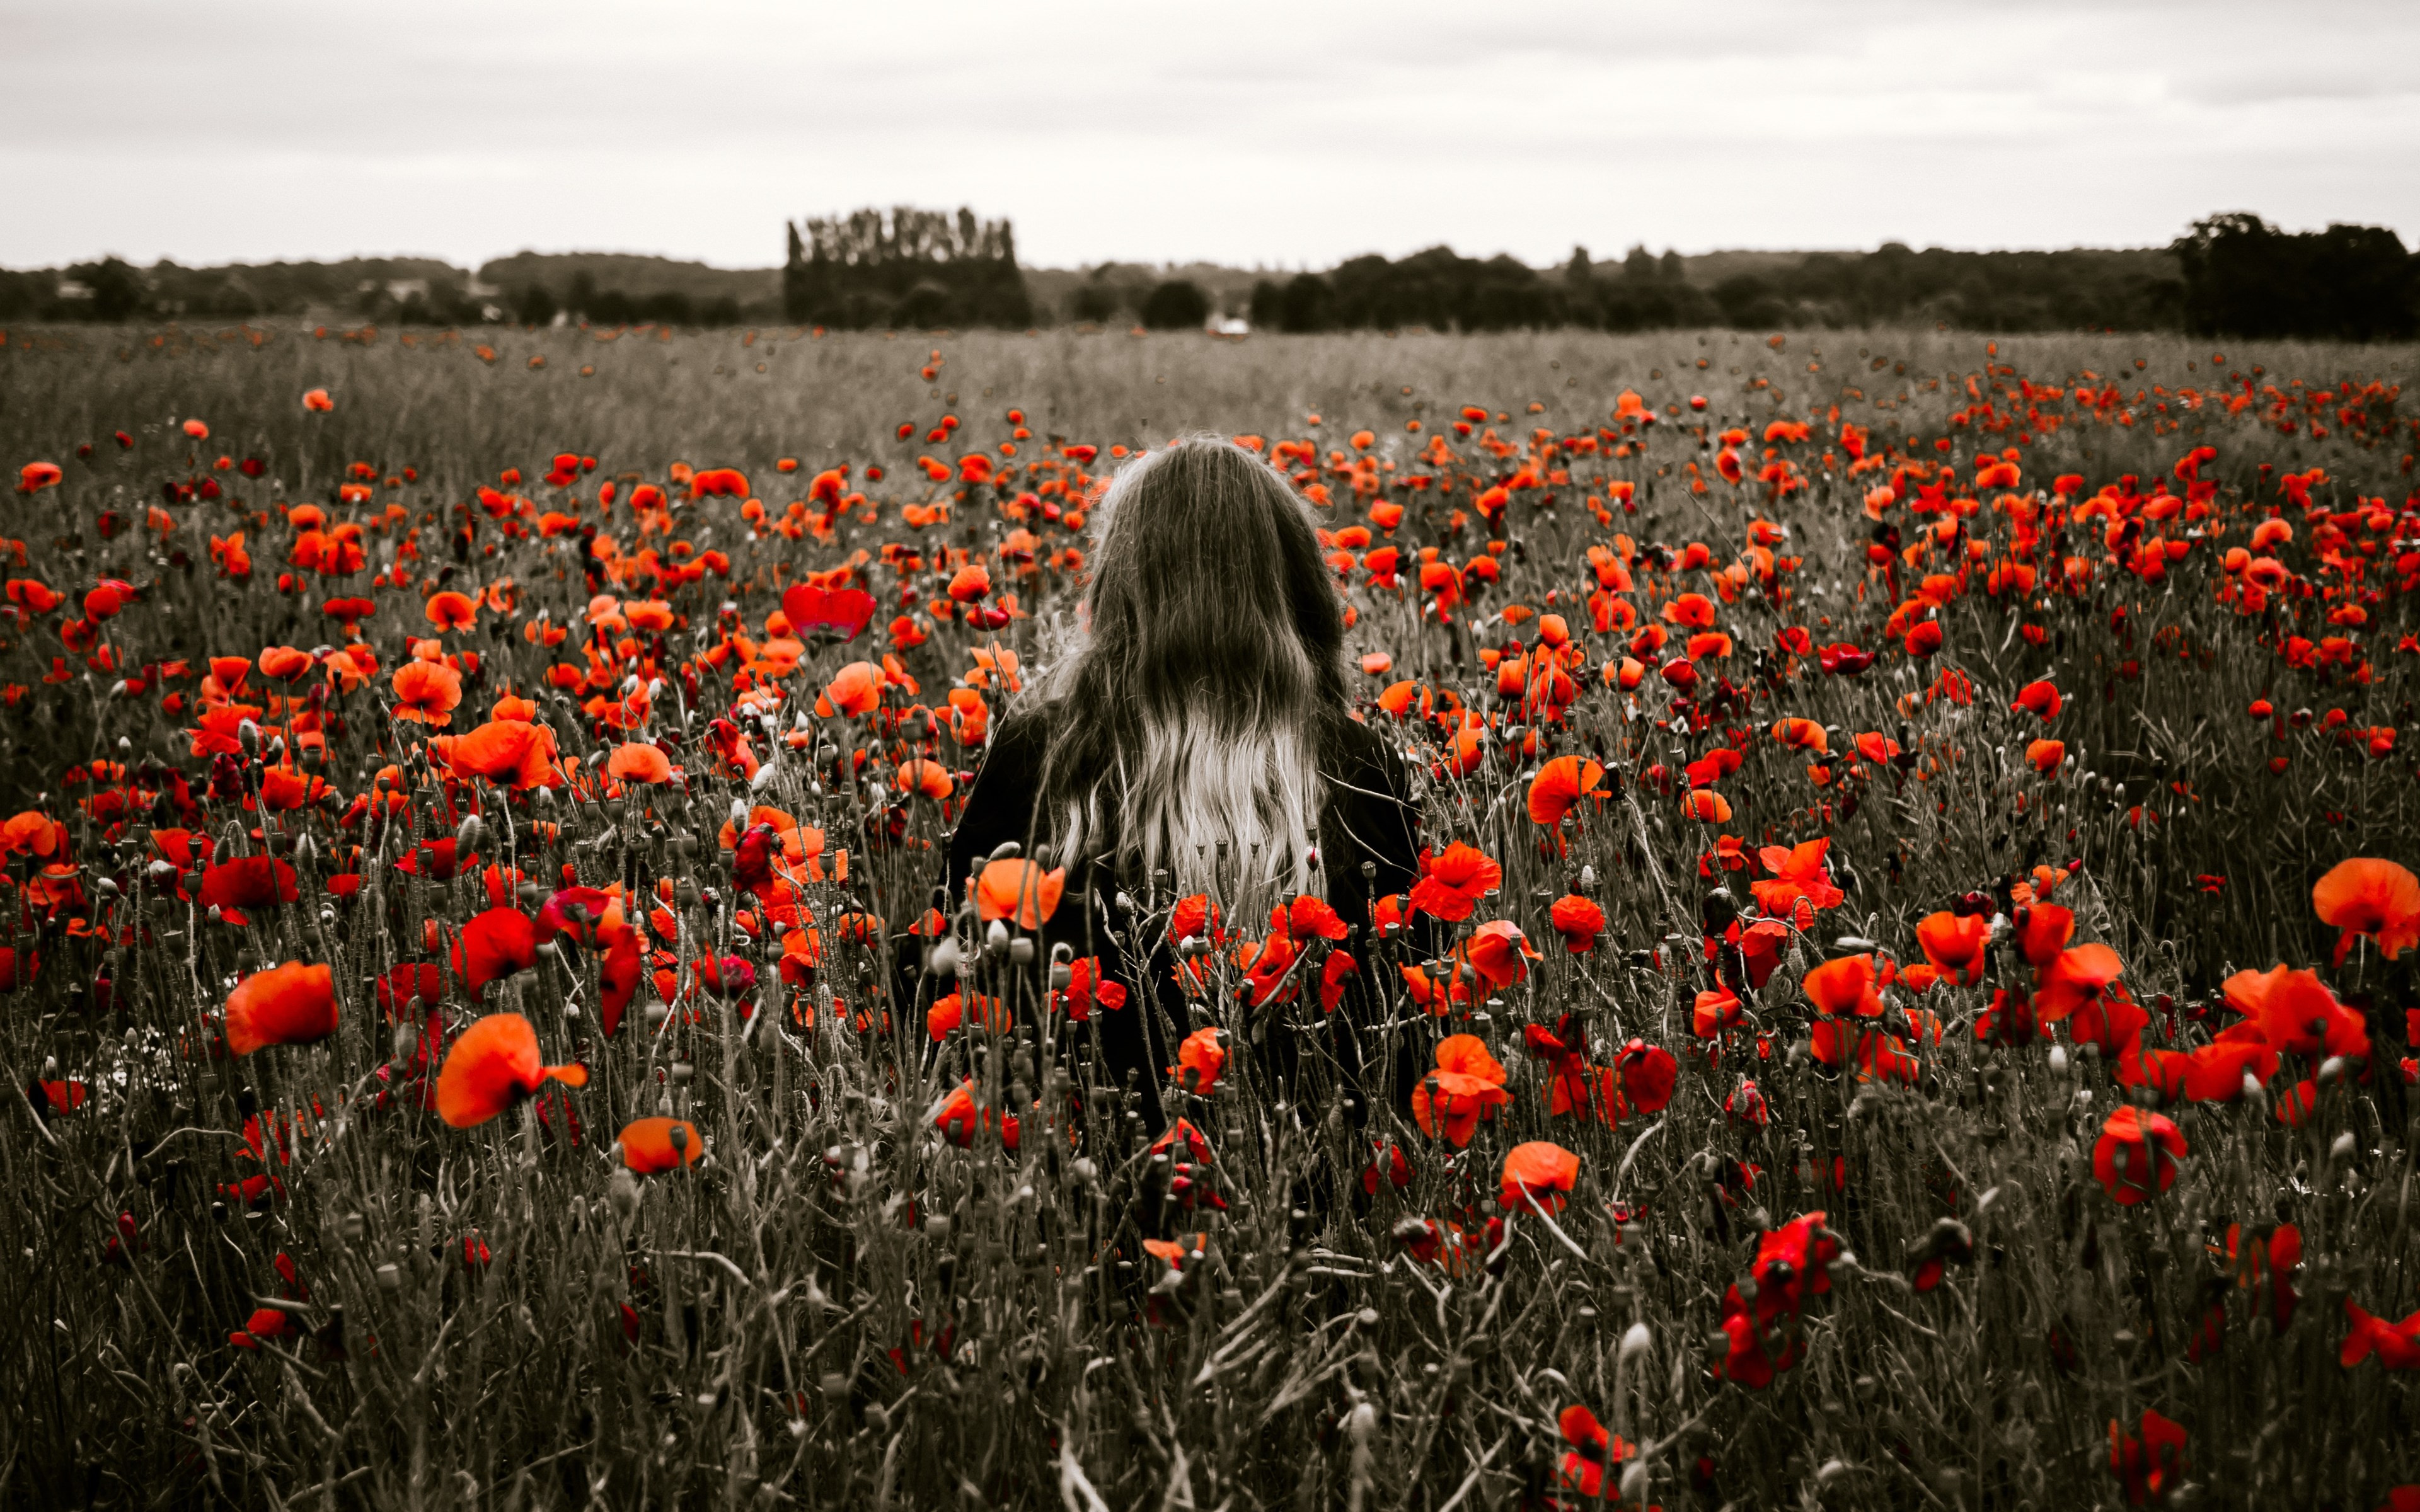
3 212 2409 338
781 207 1032 329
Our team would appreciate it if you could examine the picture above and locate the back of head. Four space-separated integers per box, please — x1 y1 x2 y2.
1035 435 1348 903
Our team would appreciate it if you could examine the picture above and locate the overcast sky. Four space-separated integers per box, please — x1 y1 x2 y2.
5 0 2415 272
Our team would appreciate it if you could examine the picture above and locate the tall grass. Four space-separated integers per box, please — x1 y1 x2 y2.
0 320 2414 1508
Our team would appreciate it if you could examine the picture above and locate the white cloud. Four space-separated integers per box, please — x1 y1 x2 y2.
1 0 2412 269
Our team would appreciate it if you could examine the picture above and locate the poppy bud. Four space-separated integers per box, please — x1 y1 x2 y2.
1618 1321 1652 1363
391 1023 415 1063
984 920 1010 957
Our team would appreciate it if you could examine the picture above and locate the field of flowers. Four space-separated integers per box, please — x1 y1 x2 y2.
2 318 2417 1509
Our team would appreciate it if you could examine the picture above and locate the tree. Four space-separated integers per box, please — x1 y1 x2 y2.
1623 245 1659 282
512 284 559 326
66 258 147 321
2174 213 2415 341
1565 246 1593 287
1277 273 1334 333
1248 279 1284 329
1141 279 1209 330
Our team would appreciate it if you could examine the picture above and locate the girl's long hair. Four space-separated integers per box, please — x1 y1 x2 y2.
1032 435 1349 905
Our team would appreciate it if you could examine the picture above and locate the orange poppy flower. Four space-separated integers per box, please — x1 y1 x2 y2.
2220 964 2370 1058
2311 858 2420 965
0 811 65 859
972 859 1064 929
224 962 338 1055
425 592 478 631
818 661 886 718
1412 1034 1511 1146
1500 1140 1580 1215
1463 919 1540 988
390 660 463 726
435 1012 587 1128
897 758 953 799
1770 716 1828 753
1526 755 1605 826
608 742 672 785
2025 738 2066 774
1174 1026 1226 1094
618 1117 701 1173
1915 910 1990 985
2033 944 2125 1022
442 719 562 789
1681 789 1732 822
1802 954 1884 1017
256 646 314 683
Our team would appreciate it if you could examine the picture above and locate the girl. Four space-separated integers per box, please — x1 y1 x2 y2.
933 435 1426 1130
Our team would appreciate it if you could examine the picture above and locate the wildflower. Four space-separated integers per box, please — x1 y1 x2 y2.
1915 910 1990 985
1555 1405 1634 1499
1499 1140 1579 1215
2311 858 2420 965
435 1013 587 1128
1409 841 1502 922
1175 1026 1226 1095
1548 894 1605 953
2093 1106 2185 1205
972 859 1065 929
2107 1410 2187 1506
1526 755 1604 826
1411 1034 1511 1146
618 1118 701 1173
224 963 338 1055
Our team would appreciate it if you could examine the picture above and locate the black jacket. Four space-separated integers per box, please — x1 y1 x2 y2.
928 705 1426 1128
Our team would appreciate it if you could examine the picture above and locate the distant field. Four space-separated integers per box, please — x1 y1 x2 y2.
11 322 2393 495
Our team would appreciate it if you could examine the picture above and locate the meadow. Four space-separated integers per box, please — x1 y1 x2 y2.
1 316 2417 1509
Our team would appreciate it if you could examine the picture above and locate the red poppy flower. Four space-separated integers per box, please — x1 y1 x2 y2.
435 1012 587 1128
1915 910 1990 985
2312 857 2420 965
452 908 537 1001
2342 1298 2420 1370
1526 755 1605 826
1802 954 1884 1017
973 859 1065 929
202 856 299 912
1411 1034 1510 1147
1549 894 1605 953
618 1117 701 1173
1500 1140 1579 1214
2033 944 2126 1022
224 963 338 1055
1752 839 1845 917
1175 1026 1227 1095
2220 963 2369 1059
1409 842 1502 922
2093 1106 2186 1205
1615 1039 1678 1113
1555 1405 1634 1499
2108 1409 2187 1506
